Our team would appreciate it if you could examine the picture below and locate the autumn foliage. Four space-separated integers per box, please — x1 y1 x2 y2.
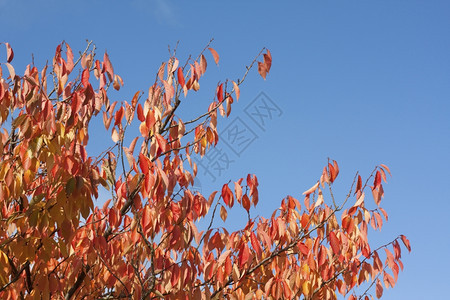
0 41 410 299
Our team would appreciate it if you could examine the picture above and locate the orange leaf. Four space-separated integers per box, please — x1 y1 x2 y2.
220 205 227 222
5 63 15 80
302 182 319 196
384 248 395 270
5 42 14 63
380 163 391 175
131 91 140 108
103 51 114 80
374 211 383 229
200 54 207 75
129 137 139 154
111 127 120 143
232 81 240 101
113 74 123 91
379 207 389 221
372 185 383 206
263 49 272 72
208 47 220 65
258 61 267 80
217 250 231 265
234 181 242 202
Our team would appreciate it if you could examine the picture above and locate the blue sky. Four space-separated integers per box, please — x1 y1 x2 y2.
1 1 449 299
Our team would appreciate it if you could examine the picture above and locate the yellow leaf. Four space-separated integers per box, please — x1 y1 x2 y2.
302 281 311 296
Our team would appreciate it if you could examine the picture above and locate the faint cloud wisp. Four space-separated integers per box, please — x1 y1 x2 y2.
132 0 180 27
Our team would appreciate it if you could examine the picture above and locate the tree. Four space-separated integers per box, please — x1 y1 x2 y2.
0 40 410 300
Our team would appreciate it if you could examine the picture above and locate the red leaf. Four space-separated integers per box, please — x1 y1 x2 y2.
333 160 339 179
177 67 185 88
217 83 224 103
263 49 272 72
250 232 262 257
139 153 149 174
170 265 180 287
114 106 124 126
208 47 220 65
145 109 156 129
400 235 411 252
238 243 250 267
355 175 362 194
374 171 381 189
376 279 383 298
137 104 145 122
66 43 74 72
221 184 233 207
5 43 14 63
142 205 151 232
318 245 327 266
109 208 118 228
297 242 309 256
81 68 90 87
329 232 340 255
242 194 251 212
155 133 167 152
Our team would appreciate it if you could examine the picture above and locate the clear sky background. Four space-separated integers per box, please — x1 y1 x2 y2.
1 1 449 299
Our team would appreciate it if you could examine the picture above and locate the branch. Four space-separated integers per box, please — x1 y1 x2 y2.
65 265 91 300
0 261 30 294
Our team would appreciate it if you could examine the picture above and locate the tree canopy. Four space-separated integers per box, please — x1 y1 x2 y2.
0 41 410 299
